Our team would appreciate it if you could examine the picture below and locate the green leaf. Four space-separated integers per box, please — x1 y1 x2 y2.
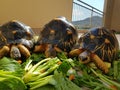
57 61 71 75
53 71 81 90
32 84 55 90
30 53 45 64
0 57 23 72
0 73 26 90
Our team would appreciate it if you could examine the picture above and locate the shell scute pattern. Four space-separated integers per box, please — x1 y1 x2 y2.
79 27 119 62
0 20 34 60
0 20 34 47
36 17 78 53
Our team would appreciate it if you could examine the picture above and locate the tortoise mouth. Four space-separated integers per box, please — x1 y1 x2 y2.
78 50 91 64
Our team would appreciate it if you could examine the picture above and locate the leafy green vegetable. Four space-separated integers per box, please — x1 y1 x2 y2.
0 57 22 72
27 75 55 90
31 84 55 90
23 57 60 83
72 67 110 90
23 56 81 90
112 60 120 82
57 52 68 60
91 68 120 90
113 61 119 79
57 61 71 75
57 52 76 76
30 53 45 64
0 70 26 90
0 57 24 77
53 71 81 90
27 71 81 90
72 59 117 90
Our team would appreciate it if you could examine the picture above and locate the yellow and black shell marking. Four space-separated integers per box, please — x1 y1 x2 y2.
79 27 119 62
0 20 34 60
0 20 34 48
36 16 78 53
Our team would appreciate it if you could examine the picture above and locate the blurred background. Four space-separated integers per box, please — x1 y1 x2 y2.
0 0 120 34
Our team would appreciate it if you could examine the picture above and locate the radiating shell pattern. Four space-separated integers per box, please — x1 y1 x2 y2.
78 27 119 62
34 16 78 57
0 20 34 60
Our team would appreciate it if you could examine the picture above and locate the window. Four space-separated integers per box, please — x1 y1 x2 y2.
72 0 105 30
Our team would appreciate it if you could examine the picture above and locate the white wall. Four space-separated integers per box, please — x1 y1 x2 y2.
0 0 73 28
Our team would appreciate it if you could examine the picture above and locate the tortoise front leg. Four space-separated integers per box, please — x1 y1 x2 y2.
69 48 85 57
0 46 10 58
90 53 109 73
34 44 48 52
17 44 31 58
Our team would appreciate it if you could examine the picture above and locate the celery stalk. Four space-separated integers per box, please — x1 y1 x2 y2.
91 68 120 89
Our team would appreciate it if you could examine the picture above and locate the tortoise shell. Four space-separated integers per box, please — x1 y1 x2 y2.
37 16 78 52
78 27 119 62
0 20 34 48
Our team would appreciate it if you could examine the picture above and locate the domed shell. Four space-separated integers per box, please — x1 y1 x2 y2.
0 20 34 47
78 27 119 62
37 16 78 52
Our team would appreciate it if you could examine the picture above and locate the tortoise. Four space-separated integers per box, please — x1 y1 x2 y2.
0 20 34 60
69 27 119 73
34 16 78 57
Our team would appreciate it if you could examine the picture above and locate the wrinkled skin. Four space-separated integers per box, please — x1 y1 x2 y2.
0 20 34 60
34 16 78 57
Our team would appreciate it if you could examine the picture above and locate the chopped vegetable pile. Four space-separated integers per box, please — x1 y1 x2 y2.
0 51 120 90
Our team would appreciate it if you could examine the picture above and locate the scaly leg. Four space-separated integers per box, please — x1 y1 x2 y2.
34 44 47 52
0 46 10 58
90 53 109 73
69 48 85 57
17 44 31 58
